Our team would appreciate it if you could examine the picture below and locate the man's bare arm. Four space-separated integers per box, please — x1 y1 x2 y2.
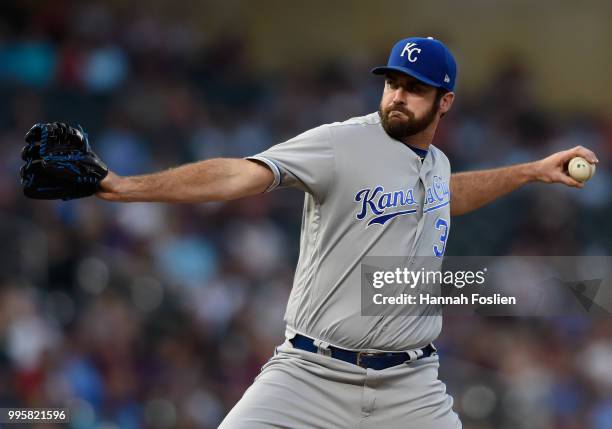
450 146 598 216
96 158 274 203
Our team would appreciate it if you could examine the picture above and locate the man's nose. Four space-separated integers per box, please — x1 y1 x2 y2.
391 88 407 105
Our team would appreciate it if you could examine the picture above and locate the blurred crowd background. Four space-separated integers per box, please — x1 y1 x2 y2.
1 1 611 428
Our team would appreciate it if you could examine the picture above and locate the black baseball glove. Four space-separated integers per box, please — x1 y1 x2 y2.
20 122 108 200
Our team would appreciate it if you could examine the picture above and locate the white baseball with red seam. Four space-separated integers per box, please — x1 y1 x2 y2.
568 156 596 182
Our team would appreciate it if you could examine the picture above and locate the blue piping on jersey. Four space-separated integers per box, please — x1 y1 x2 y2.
407 144 428 160
268 159 283 186
368 200 449 226
367 209 418 226
423 200 450 213
247 155 282 191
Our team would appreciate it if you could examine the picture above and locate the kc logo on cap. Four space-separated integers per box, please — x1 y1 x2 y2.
371 37 458 92
400 42 421 63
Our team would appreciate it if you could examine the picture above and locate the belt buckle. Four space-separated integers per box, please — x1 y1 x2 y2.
356 351 378 368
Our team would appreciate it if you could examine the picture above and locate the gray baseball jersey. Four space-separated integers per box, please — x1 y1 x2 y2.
247 112 451 351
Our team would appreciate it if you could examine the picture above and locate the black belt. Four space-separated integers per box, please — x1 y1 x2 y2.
290 334 436 370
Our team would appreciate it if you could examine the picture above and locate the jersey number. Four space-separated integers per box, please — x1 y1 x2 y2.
433 218 448 258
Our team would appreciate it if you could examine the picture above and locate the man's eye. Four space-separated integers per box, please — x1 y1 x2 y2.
386 80 398 89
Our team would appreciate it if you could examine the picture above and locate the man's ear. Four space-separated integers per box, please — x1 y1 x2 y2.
439 92 455 114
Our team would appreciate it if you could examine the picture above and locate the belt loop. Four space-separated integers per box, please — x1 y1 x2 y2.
313 339 332 357
406 349 424 362
285 327 297 341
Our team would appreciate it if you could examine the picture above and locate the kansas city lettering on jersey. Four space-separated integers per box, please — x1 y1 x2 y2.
355 186 417 226
355 176 450 226
423 175 451 213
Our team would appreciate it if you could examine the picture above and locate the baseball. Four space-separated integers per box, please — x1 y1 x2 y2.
568 156 596 182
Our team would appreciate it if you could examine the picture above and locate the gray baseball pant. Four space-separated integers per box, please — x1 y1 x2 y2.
219 340 462 428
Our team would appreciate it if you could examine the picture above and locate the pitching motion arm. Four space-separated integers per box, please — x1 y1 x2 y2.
450 146 598 216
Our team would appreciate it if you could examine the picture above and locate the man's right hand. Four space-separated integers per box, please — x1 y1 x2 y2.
21 122 108 201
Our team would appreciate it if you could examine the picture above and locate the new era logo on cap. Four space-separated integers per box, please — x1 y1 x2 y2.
371 37 457 92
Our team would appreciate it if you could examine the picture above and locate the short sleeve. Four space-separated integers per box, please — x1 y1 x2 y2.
246 124 335 200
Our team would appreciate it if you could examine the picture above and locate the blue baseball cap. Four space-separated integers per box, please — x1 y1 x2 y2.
372 37 457 92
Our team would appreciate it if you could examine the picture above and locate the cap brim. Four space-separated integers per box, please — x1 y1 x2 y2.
371 66 441 88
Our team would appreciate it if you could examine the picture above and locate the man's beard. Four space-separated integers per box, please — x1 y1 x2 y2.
378 101 439 142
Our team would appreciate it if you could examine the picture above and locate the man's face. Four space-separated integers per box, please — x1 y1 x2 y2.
378 72 441 141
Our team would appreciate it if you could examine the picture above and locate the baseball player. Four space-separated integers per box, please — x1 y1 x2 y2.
91 37 598 427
